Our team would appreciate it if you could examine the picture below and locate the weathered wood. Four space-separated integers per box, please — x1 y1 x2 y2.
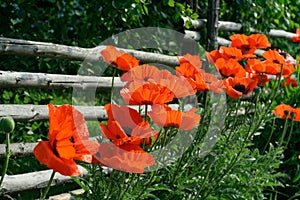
0 37 181 66
0 142 37 158
184 19 298 40
207 0 220 51
0 104 180 122
49 189 85 200
0 105 107 122
0 166 87 193
0 70 125 90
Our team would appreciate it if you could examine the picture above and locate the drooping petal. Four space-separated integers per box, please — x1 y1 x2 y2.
34 141 81 176
96 143 155 174
104 104 143 129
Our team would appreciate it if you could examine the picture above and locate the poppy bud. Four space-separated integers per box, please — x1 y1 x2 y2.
0 116 15 134
284 110 290 117
291 112 296 119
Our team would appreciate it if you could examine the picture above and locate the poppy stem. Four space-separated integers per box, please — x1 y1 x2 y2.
283 118 295 149
144 105 148 121
110 68 117 104
40 170 56 200
279 114 290 146
0 132 11 188
262 118 276 153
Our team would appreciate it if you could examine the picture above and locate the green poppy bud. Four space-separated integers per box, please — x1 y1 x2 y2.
0 116 15 134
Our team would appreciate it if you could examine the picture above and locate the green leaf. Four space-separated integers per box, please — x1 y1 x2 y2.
168 0 175 7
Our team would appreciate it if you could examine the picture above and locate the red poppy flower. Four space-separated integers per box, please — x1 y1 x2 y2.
272 104 300 121
193 73 209 91
34 104 98 176
246 59 266 73
100 120 157 146
101 104 158 146
120 64 160 83
206 49 221 64
223 77 258 98
121 82 174 105
148 104 201 130
247 73 271 87
100 46 140 71
218 46 243 60
215 58 246 78
176 54 202 79
154 70 196 98
248 34 271 49
262 49 286 75
95 143 155 174
230 34 253 54
281 76 298 88
104 104 143 130
292 28 300 42
207 79 225 93
179 54 202 70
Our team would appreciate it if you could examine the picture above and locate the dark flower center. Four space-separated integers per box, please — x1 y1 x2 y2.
233 84 248 94
70 136 75 143
53 140 60 157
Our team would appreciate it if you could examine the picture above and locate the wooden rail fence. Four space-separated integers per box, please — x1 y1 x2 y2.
0 19 298 198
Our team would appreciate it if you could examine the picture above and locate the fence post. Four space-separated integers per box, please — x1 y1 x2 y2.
207 0 220 51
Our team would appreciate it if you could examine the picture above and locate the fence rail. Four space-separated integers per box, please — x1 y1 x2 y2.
0 70 124 90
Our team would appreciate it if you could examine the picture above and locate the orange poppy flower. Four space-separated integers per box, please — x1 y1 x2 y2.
95 143 155 173
100 45 140 71
176 54 202 80
281 64 296 77
262 49 286 75
292 28 300 42
246 59 267 74
223 77 258 98
154 70 196 98
272 104 300 121
34 104 98 176
230 34 253 54
248 34 271 49
215 58 246 78
104 104 143 129
207 79 225 93
148 104 201 130
281 76 298 88
206 49 221 64
179 54 202 69
193 73 209 91
100 120 158 146
218 46 243 60
101 104 158 146
120 82 174 105
247 73 271 87
120 64 160 83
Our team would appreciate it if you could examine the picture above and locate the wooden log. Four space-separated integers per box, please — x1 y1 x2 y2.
0 104 180 122
49 189 85 200
0 37 181 66
0 105 107 122
184 19 298 40
0 70 125 90
0 166 87 193
0 142 37 158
